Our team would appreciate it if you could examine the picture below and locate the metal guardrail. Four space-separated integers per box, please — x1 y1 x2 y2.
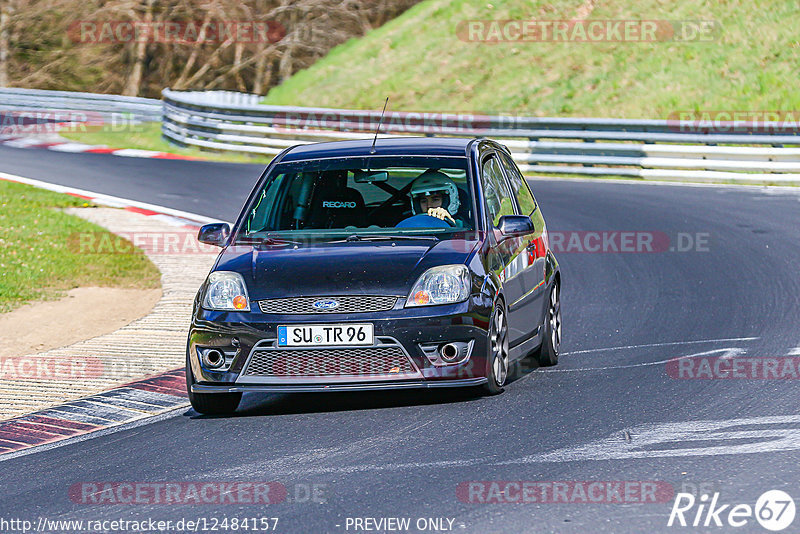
161 89 800 183
0 88 162 122
3 88 799 182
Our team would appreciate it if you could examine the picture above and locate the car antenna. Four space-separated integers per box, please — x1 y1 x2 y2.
370 97 389 155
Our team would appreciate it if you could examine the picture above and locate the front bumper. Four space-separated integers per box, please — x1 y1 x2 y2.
188 297 492 392
190 377 487 394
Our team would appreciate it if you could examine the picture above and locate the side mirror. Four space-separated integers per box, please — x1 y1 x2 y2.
198 223 230 247
497 215 534 237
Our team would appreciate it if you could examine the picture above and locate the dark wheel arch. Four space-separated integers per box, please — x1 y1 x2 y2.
185 353 242 416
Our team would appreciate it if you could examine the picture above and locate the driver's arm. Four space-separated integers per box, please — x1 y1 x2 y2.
427 207 456 225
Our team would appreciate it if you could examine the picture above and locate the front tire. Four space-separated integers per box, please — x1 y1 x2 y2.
536 281 561 367
482 300 510 395
186 356 241 415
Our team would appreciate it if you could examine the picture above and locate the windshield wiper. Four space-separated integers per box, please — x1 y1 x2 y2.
235 236 303 246
330 234 440 243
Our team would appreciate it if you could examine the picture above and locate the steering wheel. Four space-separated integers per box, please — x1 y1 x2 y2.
395 214 453 229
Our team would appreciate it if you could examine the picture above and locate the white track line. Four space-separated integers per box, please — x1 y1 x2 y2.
541 348 746 373
0 171 229 226
562 337 758 356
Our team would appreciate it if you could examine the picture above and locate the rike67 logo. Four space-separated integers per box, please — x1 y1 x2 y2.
668 490 795 531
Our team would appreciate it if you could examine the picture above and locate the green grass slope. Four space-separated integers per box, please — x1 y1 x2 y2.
262 0 798 117
0 181 160 313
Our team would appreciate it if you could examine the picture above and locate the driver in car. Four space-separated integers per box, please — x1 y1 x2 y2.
409 170 462 227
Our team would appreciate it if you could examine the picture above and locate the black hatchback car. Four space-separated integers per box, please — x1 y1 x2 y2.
187 137 561 414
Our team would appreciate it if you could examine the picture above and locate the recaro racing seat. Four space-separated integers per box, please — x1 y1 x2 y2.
305 171 366 229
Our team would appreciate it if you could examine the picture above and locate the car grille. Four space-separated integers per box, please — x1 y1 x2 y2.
242 346 416 378
257 296 397 314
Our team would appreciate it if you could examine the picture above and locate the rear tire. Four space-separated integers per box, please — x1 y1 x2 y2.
536 281 561 367
482 300 510 395
186 356 241 415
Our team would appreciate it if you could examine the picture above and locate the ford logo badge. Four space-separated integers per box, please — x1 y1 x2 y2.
312 299 339 311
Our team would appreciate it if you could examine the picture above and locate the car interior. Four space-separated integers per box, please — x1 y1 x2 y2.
245 166 474 233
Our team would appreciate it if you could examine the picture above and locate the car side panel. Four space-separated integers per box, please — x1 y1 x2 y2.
478 152 530 346
496 150 547 342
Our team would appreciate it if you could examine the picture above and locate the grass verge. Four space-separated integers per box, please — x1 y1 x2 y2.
0 180 161 313
59 122 274 165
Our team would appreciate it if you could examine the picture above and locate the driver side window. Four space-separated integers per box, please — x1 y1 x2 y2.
498 151 537 216
481 155 515 227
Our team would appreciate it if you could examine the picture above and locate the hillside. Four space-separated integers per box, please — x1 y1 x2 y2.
262 0 799 117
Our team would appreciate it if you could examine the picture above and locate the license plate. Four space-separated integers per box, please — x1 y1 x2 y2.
277 324 374 347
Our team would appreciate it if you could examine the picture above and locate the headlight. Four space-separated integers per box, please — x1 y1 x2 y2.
406 265 471 307
203 271 250 311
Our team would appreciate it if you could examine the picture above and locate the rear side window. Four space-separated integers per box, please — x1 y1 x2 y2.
481 155 516 227
498 151 537 216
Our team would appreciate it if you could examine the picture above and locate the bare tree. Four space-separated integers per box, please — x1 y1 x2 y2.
122 0 155 96
4 0 422 96
0 0 15 86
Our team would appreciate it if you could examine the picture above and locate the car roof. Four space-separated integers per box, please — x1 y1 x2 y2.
278 137 478 162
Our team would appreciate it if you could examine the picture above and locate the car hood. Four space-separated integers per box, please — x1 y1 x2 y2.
215 238 480 299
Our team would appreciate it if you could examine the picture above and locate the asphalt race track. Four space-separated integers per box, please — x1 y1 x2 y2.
1 144 799 533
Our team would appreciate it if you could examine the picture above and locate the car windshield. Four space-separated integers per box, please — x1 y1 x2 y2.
239 156 474 241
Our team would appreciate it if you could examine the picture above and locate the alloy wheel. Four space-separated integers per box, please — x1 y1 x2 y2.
490 306 510 386
549 284 562 356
